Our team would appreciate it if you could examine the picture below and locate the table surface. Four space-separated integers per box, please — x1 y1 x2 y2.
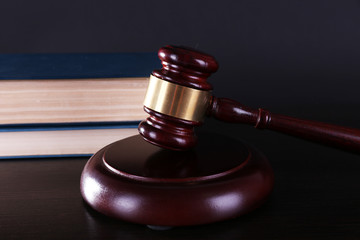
1 106 360 240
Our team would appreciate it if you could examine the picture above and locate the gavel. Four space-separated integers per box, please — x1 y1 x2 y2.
138 45 360 152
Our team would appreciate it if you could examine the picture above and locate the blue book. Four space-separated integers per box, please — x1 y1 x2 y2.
1 53 160 126
0 53 160 158
0 122 139 159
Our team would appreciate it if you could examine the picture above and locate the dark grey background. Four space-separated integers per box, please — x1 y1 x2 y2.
1 2 360 238
1 0 359 120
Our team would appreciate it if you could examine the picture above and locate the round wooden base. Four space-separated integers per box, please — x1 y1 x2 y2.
80 133 274 227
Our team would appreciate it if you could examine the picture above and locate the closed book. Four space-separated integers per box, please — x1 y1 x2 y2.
0 122 139 159
0 53 160 124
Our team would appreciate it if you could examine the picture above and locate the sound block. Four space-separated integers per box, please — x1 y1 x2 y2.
80 132 274 227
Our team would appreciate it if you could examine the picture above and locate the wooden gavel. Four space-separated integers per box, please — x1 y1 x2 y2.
138 45 360 152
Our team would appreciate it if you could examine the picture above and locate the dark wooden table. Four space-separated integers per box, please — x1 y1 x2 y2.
1 106 359 240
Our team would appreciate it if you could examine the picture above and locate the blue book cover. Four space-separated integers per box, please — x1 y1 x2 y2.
0 53 160 79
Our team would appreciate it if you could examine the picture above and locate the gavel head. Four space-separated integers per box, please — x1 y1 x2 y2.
138 45 219 150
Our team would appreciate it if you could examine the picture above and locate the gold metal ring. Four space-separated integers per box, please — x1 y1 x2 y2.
143 75 211 122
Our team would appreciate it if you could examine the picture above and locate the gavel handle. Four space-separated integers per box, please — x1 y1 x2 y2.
210 97 360 153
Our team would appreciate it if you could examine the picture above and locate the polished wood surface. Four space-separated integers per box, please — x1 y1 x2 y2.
139 107 201 151
80 133 273 226
211 97 360 153
152 45 218 90
139 45 219 151
139 45 360 152
1 117 359 239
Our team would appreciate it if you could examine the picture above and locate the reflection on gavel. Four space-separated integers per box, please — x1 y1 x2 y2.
138 45 360 152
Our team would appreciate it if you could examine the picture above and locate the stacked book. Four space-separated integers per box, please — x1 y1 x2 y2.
0 53 160 158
